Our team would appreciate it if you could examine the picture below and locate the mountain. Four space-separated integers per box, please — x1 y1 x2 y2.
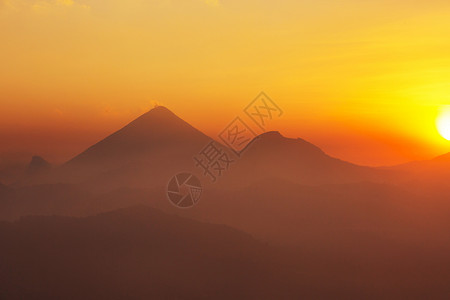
0 183 92 221
222 131 389 187
3 108 450 299
1 205 448 299
24 107 392 190
66 106 210 167
393 152 450 170
3 176 449 248
46 107 213 190
0 159 27 186
432 152 450 162
0 206 305 299
26 155 51 175
165 178 450 247
387 152 450 196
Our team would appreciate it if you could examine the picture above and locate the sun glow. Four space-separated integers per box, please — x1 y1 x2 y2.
437 106 450 141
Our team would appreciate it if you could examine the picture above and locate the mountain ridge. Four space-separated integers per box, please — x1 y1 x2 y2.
23 106 393 188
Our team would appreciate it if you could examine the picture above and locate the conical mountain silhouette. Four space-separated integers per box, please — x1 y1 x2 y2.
66 106 211 167
57 107 212 189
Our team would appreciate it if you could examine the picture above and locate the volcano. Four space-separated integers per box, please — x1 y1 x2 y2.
55 106 212 189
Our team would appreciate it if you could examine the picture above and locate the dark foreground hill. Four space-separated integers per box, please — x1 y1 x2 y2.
0 206 304 299
1 206 450 299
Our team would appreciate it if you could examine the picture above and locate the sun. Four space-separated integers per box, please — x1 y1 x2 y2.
437 106 450 140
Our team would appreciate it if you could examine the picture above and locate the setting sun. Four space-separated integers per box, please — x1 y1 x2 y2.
437 106 450 140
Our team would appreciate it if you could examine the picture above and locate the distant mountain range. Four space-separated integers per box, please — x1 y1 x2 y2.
3 106 448 192
1 107 450 299
1 106 449 225
3 106 448 194
19 106 399 190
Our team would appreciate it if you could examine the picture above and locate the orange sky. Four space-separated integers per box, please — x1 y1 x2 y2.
1 0 450 166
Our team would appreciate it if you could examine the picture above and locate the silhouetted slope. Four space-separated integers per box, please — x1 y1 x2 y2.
224 131 388 186
0 160 27 186
0 206 303 299
66 106 210 167
393 152 450 170
172 178 450 247
0 183 92 221
1 205 449 299
51 107 212 189
432 152 450 162
26 156 51 175
387 152 450 196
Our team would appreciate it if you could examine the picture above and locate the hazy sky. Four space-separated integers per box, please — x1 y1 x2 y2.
1 0 450 165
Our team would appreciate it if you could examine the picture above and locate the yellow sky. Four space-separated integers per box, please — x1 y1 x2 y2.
1 0 450 165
